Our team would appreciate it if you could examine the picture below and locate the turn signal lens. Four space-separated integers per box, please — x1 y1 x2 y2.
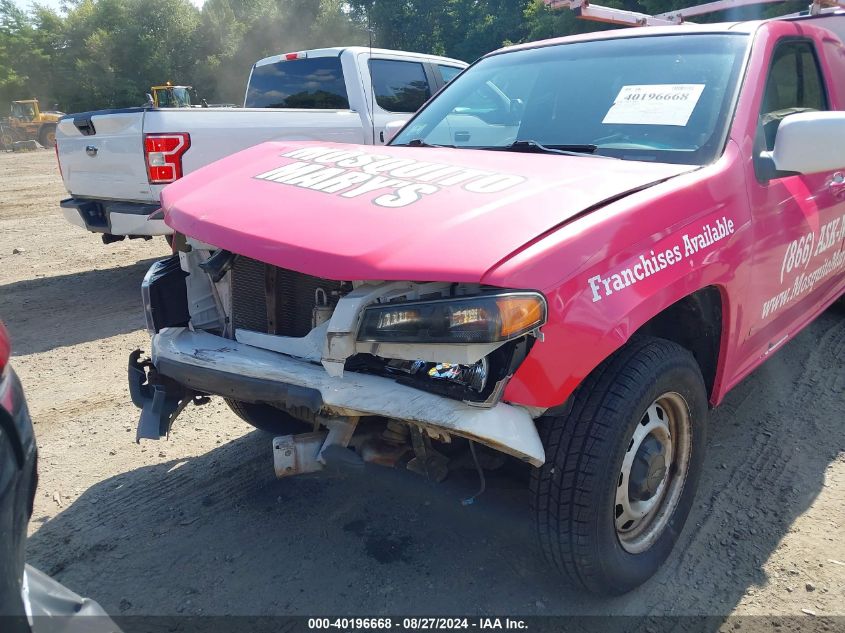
497 296 545 338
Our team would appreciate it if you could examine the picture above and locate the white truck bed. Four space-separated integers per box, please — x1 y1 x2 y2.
56 47 466 241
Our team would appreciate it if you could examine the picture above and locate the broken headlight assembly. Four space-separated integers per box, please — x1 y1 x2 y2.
357 292 547 344
141 255 190 334
351 292 546 405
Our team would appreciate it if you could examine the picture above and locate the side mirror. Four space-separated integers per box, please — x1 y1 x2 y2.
145 93 155 108
766 111 845 174
382 119 408 144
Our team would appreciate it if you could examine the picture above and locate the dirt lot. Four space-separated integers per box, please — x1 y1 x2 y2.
1 150 843 621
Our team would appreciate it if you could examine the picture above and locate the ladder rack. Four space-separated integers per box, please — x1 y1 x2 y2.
543 0 845 27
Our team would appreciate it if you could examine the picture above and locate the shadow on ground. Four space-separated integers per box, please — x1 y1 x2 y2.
24 309 845 625
1 258 157 355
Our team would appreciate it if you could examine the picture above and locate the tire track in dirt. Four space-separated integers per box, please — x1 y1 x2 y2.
640 309 844 615
33 393 118 425
29 430 275 576
790 315 845 423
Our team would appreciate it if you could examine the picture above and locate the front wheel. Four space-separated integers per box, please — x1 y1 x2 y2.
224 399 311 435
38 124 56 148
0 130 14 149
530 337 708 595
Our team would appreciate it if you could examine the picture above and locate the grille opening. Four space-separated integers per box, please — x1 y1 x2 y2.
231 256 348 337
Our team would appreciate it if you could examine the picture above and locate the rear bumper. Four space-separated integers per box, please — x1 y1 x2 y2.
140 327 545 466
60 197 171 236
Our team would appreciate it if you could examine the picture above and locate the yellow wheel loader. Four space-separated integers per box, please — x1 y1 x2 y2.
3 100 64 148
149 84 194 108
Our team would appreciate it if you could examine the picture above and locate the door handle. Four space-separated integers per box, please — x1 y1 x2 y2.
829 172 845 200
85 145 98 157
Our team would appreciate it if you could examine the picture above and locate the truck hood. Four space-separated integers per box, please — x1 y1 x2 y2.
162 141 695 282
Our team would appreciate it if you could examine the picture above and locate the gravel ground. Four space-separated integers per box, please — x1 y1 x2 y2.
1 150 843 623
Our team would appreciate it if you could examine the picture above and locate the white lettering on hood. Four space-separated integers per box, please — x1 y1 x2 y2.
253 146 526 208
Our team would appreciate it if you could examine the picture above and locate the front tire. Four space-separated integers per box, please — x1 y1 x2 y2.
38 124 56 148
224 399 311 435
530 337 708 595
0 130 13 149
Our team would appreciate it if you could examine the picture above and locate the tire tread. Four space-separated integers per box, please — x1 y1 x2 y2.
529 336 701 593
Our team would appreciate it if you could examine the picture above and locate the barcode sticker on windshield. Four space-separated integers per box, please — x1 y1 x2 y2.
602 84 705 127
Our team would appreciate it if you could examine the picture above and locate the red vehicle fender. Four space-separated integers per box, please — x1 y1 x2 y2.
488 142 754 410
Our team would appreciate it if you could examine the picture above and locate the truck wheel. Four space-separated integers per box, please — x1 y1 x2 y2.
224 399 311 435
530 337 707 595
38 124 56 148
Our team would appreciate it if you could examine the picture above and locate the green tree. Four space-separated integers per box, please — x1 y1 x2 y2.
0 0 813 115
192 0 367 105
0 0 35 106
53 0 201 111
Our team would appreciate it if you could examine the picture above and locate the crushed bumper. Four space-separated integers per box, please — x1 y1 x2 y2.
141 327 545 466
61 197 170 236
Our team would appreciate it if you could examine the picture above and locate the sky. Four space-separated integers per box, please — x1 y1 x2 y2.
14 0 206 12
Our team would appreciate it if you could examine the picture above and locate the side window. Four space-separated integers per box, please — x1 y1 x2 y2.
760 40 828 151
369 59 432 113
438 65 462 84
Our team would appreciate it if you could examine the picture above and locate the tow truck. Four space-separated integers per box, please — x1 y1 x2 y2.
130 1 845 594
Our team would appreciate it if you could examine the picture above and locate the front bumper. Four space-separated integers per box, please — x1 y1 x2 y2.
139 327 545 466
61 197 171 236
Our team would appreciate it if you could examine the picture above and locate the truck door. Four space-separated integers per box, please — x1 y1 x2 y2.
746 35 845 352
358 55 437 144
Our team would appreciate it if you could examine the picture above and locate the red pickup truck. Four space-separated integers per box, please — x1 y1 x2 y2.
131 12 845 594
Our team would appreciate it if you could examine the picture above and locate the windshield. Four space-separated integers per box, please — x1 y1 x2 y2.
157 87 192 107
245 56 349 109
171 87 192 107
392 34 749 165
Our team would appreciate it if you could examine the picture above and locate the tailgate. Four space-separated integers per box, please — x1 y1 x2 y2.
56 109 153 202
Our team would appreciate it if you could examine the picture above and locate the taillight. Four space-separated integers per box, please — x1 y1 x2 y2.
144 133 190 184
0 321 10 374
55 142 62 180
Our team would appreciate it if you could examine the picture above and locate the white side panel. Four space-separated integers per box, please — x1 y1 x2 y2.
56 111 153 202
142 108 369 177
57 107 368 205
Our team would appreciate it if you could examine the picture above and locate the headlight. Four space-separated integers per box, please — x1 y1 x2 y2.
357 292 546 344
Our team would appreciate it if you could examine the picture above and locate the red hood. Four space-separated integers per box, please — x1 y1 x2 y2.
162 142 695 282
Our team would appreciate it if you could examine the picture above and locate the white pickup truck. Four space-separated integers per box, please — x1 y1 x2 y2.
55 47 466 243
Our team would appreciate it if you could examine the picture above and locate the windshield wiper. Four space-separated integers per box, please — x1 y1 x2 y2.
396 138 456 148
497 140 599 156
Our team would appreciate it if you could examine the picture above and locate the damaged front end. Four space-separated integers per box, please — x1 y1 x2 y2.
130 243 548 474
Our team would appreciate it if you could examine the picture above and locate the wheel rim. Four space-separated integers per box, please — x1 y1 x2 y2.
615 392 692 554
